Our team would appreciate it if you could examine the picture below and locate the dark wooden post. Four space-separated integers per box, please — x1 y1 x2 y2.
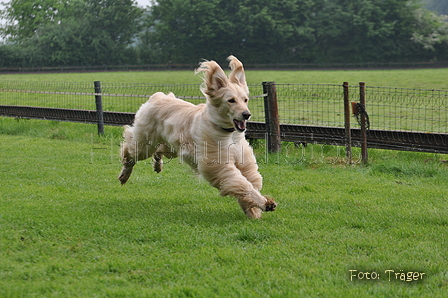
262 81 281 153
94 81 104 136
343 82 352 163
359 82 368 164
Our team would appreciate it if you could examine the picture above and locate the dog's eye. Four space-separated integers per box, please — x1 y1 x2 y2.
244 98 248 103
228 99 236 103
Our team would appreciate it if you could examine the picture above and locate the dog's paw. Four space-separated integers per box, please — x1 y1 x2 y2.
118 166 133 185
264 197 277 212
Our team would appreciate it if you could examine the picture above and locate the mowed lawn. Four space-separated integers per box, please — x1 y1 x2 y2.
0 118 447 297
1 68 448 89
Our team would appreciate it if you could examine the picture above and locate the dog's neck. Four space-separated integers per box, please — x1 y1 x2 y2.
221 126 235 133
212 121 235 133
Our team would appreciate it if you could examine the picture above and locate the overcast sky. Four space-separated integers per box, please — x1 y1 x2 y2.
136 0 151 7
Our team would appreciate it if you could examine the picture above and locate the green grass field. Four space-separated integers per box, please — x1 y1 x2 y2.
1 68 448 89
0 117 447 297
1 68 447 297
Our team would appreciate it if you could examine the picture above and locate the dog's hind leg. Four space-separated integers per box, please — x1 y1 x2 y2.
118 160 135 185
118 125 158 184
118 144 136 185
118 125 138 184
153 152 163 173
153 143 177 173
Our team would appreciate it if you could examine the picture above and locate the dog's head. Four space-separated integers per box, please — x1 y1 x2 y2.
195 56 251 132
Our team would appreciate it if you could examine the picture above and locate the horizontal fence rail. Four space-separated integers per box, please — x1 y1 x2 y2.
0 81 447 155
0 106 134 125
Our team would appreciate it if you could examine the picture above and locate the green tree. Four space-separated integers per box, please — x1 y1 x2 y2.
412 8 448 60
0 43 26 66
143 0 446 64
0 0 65 39
310 0 436 62
2 0 447 67
145 0 315 64
0 0 143 66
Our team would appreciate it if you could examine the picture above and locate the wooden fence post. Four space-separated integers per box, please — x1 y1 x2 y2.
262 81 281 153
359 82 368 164
343 82 352 163
94 81 104 136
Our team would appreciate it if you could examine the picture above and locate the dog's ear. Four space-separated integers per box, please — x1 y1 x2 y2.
195 60 228 98
227 55 249 94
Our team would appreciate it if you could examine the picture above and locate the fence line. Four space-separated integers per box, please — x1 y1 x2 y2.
0 88 267 100
0 80 447 155
0 80 267 121
0 88 206 100
273 83 448 133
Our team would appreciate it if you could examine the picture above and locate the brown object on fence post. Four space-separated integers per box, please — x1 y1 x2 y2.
359 82 368 164
94 81 104 136
262 81 281 153
343 82 352 163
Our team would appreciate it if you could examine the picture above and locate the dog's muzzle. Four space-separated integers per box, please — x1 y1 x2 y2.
233 111 251 132
233 119 247 132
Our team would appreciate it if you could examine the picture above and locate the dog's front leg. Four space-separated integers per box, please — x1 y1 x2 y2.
237 190 277 219
198 163 276 218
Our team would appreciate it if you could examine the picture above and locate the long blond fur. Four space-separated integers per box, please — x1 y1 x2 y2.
118 57 276 219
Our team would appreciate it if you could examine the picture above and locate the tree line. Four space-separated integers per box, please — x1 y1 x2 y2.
0 0 447 68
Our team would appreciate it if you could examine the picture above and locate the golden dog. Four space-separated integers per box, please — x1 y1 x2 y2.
118 56 276 218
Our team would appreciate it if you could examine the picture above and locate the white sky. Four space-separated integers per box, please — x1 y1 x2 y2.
136 0 151 7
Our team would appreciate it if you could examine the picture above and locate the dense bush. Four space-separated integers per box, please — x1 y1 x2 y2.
1 0 447 67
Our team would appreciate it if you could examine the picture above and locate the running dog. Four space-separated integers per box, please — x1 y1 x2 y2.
118 56 277 218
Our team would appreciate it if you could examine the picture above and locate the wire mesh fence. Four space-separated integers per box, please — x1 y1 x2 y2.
0 81 267 121
0 80 203 112
276 84 344 127
0 81 447 153
0 80 96 110
274 83 448 134
362 86 448 133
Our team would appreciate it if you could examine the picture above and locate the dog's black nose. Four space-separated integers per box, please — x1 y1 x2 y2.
242 111 251 120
